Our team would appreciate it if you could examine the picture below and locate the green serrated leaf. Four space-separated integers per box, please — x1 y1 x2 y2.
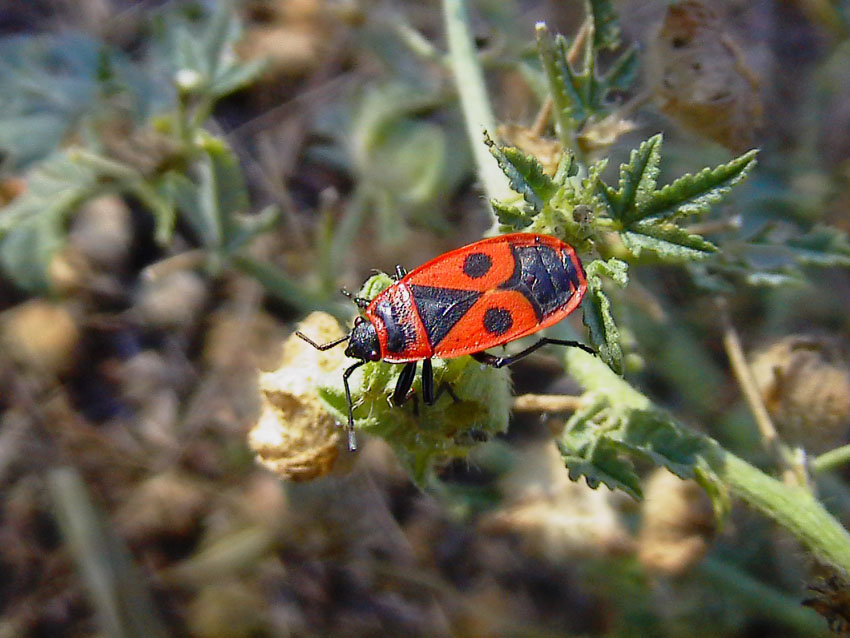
614 408 728 519
586 0 620 50
552 149 579 186
582 258 627 374
486 139 556 212
492 200 534 229
536 24 586 140
0 153 100 291
637 149 758 223
621 220 717 262
607 134 662 222
558 400 642 498
561 439 643 499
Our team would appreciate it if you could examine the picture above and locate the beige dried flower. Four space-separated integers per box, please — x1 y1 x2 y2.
248 312 350 481
749 335 850 454
638 468 715 575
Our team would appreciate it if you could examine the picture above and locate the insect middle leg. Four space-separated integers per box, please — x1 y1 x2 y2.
391 361 418 408
421 358 460 405
471 338 595 368
390 359 460 414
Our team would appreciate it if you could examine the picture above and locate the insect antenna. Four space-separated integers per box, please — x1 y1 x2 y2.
295 332 350 351
340 287 370 309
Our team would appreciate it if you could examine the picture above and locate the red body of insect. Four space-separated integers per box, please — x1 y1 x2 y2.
297 233 589 450
366 233 587 361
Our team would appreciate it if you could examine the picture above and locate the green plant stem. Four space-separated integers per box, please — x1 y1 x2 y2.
442 0 516 227
698 557 828 635
563 347 850 576
812 444 850 474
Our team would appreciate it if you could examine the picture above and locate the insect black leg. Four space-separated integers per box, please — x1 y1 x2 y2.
296 332 350 350
394 265 408 280
422 358 461 405
391 361 418 407
342 360 367 451
472 338 595 368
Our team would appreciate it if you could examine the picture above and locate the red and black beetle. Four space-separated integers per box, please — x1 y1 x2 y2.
297 233 593 450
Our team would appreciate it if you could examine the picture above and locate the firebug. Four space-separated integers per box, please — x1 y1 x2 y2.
297 233 593 450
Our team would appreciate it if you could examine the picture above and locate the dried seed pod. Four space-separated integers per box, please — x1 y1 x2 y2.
638 468 715 575
749 335 850 454
646 0 762 152
248 312 349 481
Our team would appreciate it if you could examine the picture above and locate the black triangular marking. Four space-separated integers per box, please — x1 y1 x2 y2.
408 284 482 348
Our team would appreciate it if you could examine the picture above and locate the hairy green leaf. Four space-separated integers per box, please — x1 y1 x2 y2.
486 138 556 212
557 396 729 516
536 24 585 139
637 149 758 223
586 0 620 50
492 201 534 230
561 436 643 499
557 397 643 498
0 154 100 291
609 134 662 223
582 258 627 374
621 220 717 262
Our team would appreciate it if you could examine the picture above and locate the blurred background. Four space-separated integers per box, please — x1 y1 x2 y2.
1 0 849 636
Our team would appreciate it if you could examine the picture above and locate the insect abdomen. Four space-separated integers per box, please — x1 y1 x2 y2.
499 243 582 321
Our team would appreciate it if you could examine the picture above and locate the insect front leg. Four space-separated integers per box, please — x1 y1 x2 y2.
471 338 595 368
342 360 367 451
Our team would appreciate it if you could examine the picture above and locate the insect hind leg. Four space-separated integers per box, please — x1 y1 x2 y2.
472 338 595 368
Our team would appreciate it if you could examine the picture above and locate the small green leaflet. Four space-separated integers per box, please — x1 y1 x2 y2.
596 134 757 226
582 258 627 375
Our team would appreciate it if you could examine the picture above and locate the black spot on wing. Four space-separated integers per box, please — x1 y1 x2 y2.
463 252 492 279
409 284 481 348
483 307 513 335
